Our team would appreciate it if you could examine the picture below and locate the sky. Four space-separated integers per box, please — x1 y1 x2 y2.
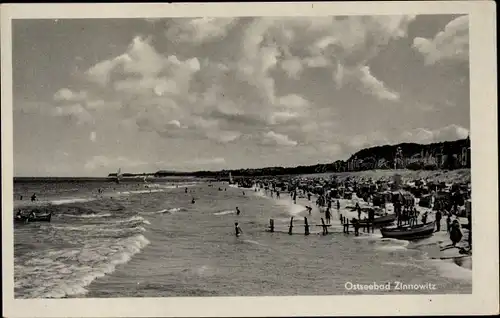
12 15 470 177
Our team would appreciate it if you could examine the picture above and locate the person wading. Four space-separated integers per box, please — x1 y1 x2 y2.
234 222 243 237
325 207 331 224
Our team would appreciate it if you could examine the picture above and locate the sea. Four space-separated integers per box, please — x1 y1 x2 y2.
12 178 472 298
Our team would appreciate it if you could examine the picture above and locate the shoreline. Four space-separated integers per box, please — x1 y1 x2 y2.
247 183 472 280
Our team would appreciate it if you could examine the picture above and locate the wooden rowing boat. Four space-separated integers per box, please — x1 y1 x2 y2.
14 210 52 223
380 221 435 240
358 213 397 226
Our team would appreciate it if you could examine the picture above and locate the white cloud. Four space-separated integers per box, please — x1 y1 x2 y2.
334 63 344 88
54 88 88 102
85 55 128 86
357 66 400 101
270 111 299 124
86 36 200 95
165 18 237 43
168 120 181 128
86 100 122 111
51 104 93 124
278 94 310 109
281 58 303 79
401 125 469 144
304 56 330 68
262 131 298 147
413 15 469 65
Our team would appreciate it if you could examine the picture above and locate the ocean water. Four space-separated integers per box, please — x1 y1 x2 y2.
13 179 472 298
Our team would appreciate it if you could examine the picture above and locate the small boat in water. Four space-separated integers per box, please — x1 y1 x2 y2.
14 209 52 223
380 221 435 240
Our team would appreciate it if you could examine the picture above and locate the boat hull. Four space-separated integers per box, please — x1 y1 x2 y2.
14 213 52 223
380 221 435 240
358 213 397 226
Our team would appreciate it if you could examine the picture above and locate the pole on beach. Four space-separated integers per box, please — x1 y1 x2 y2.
288 217 294 235
304 217 310 235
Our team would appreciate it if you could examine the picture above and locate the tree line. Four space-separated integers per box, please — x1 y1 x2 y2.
108 138 471 179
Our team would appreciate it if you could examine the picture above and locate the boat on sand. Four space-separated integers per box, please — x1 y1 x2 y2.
358 213 397 226
380 221 435 240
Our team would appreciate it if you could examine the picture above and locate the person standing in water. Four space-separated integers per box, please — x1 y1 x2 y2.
293 191 297 204
236 207 241 215
235 222 243 237
325 207 331 224
337 200 340 211
31 193 37 202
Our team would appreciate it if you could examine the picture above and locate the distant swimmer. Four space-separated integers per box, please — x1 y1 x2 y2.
191 198 196 204
235 222 243 237
242 191 245 196
31 193 37 202
236 207 241 215
185 188 188 193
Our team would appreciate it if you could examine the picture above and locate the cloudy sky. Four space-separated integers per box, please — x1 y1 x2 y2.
13 15 470 177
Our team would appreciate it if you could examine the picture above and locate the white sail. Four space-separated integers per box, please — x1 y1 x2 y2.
115 168 122 183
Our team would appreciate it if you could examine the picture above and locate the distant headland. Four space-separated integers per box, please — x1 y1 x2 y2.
108 137 471 179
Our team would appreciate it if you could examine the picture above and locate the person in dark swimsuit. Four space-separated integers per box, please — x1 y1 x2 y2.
235 222 243 236
236 207 241 215
325 207 331 224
